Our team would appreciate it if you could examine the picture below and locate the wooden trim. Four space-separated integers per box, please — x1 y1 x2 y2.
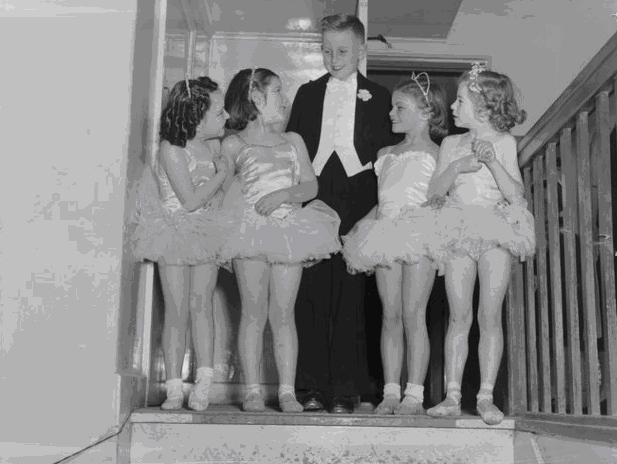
518 31 617 167
185 29 196 78
515 414 617 445
356 0 368 75
546 142 566 413
211 30 321 43
368 53 489 72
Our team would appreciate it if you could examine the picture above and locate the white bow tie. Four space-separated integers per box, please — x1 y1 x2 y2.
327 77 355 91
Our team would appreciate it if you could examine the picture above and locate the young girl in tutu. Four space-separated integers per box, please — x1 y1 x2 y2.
425 64 535 424
220 68 341 412
131 76 231 411
342 73 448 415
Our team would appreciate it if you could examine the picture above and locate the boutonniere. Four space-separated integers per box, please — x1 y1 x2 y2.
357 89 372 102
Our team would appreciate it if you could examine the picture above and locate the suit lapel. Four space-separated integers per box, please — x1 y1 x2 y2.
354 73 367 160
311 75 329 159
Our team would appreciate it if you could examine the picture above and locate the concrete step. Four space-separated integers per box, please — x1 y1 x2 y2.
129 405 515 464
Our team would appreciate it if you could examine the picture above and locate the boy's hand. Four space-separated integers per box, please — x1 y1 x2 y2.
472 139 496 165
255 191 289 216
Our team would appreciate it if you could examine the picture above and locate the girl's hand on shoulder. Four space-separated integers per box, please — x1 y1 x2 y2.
213 153 230 175
472 139 496 165
455 154 482 174
255 191 289 216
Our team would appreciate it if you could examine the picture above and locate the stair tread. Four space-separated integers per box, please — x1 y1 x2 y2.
131 405 515 429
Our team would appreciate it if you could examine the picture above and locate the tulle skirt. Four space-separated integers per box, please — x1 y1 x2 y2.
341 205 444 275
428 199 536 268
219 198 342 268
129 167 233 266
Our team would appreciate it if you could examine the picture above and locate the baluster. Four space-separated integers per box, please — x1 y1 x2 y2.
560 127 583 415
546 142 567 413
594 90 617 414
533 155 553 412
576 111 601 415
524 166 539 413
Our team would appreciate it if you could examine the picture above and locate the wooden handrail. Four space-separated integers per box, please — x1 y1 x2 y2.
518 30 617 167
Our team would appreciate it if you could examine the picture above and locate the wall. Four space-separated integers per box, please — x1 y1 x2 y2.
372 0 617 136
0 1 138 462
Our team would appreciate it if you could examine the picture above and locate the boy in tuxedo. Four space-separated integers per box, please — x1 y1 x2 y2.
286 13 396 413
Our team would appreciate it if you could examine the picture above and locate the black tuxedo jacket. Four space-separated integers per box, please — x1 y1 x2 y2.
286 72 396 168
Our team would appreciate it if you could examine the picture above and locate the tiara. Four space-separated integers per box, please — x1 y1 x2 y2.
185 74 191 99
468 62 487 93
411 71 430 104
248 67 256 95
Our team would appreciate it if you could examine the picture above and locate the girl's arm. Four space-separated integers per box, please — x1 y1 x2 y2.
159 140 228 212
474 136 524 204
253 132 318 216
427 136 481 198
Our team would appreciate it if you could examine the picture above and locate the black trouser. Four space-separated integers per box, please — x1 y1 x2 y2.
295 154 377 398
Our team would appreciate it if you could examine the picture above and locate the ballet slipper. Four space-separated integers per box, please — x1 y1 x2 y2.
374 397 399 415
426 397 461 417
188 382 211 412
243 392 265 412
477 399 504 425
394 397 425 415
279 392 303 413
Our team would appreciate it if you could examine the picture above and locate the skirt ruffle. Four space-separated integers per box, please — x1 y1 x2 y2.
341 205 440 275
428 199 536 266
129 167 233 266
219 199 341 267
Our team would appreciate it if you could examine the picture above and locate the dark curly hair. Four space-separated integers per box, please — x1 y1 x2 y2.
224 68 279 131
460 70 526 132
320 13 365 44
160 76 219 147
394 75 449 140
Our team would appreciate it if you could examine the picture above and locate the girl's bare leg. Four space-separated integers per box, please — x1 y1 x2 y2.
187 263 219 411
427 255 476 417
476 248 512 425
374 263 404 414
396 257 436 415
268 263 303 412
234 259 270 411
160 264 191 409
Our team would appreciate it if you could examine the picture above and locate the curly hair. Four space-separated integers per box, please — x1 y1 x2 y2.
224 68 279 131
460 70 526 132
394 75 449 140
320 13 365 43
160 76 219 147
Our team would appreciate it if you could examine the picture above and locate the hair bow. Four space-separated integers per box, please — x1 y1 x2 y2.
468 62 487 93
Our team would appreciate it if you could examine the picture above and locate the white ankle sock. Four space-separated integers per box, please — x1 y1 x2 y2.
245 383 261 398
383 383 401 400
165 378 183 395
477 382 494 402
278 384 296 398
403 383 424 403
446 381 462 404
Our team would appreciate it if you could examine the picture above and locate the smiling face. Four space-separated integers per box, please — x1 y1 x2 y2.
195 90 229 139
451 83 484 130
256 77 289 124
389 90 429 134
321 29 365 81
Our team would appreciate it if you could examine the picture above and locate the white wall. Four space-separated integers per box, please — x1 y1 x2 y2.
0 2 137 462
372 0 617 136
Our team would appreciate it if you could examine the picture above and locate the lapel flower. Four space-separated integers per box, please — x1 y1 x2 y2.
357 89 372 102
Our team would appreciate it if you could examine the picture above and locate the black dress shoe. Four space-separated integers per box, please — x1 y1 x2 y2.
330 396 355 414
302 391 325 412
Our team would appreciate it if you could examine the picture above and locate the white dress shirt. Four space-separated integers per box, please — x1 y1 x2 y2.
312 75 373 177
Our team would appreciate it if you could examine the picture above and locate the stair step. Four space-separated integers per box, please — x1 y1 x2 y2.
130 406 515 463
